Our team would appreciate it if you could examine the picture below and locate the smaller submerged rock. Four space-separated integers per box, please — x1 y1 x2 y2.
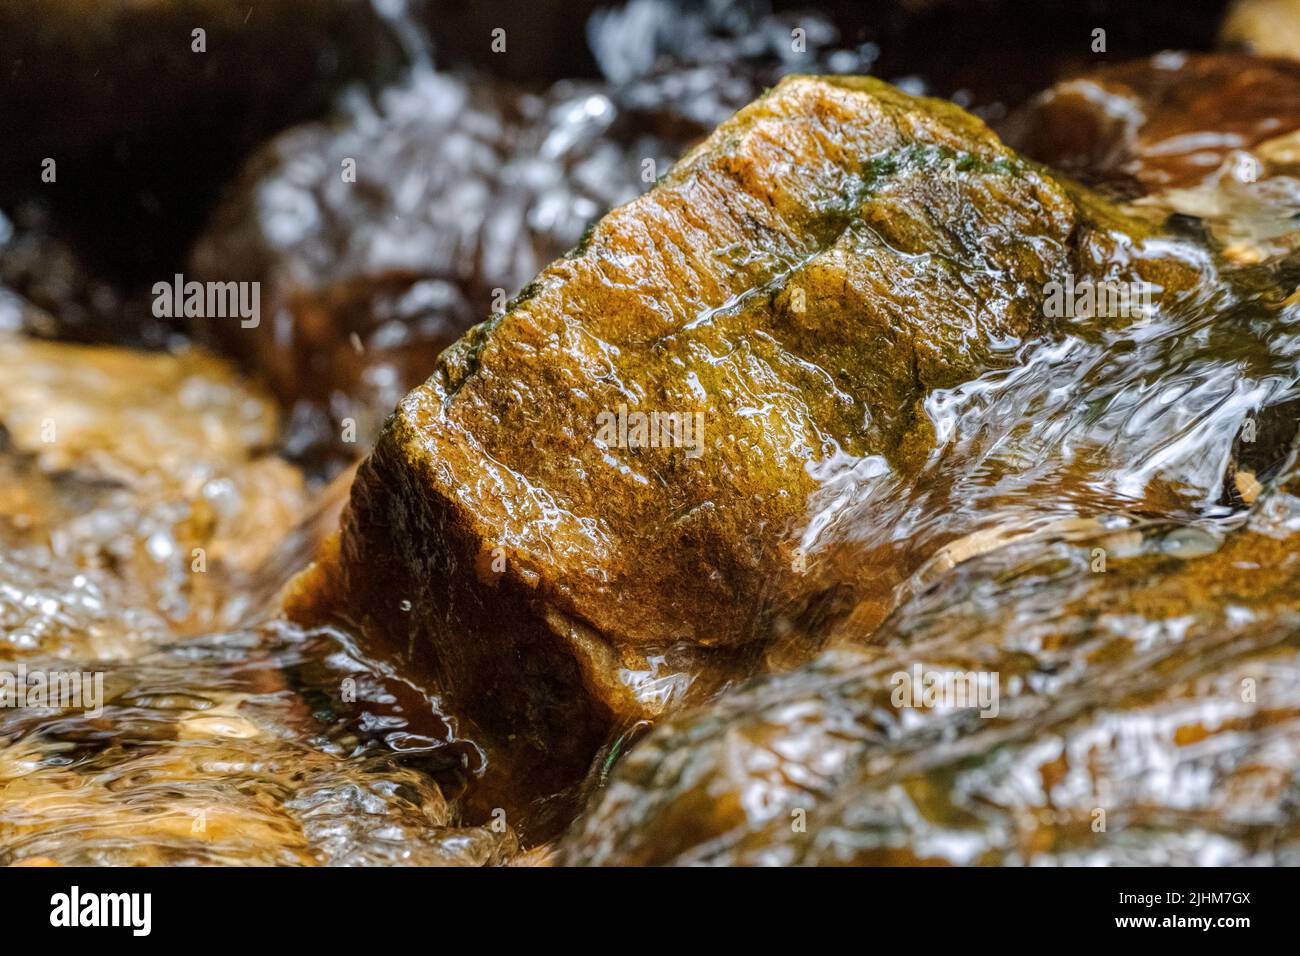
559 464 1300 865
0 322 307 652
1005 52 1300 262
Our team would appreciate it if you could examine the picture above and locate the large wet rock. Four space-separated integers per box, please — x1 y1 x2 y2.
298 75 1206 829
552 125 1300 860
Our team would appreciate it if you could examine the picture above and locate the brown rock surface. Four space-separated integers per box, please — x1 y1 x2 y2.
299 75 1206 830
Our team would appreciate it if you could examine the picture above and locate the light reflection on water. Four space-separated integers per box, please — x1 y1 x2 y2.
6 7 1300 867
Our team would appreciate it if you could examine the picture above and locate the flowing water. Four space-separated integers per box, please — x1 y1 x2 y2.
5 2 1300 866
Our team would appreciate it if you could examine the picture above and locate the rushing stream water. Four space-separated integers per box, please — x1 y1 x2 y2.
4 1 1300 866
